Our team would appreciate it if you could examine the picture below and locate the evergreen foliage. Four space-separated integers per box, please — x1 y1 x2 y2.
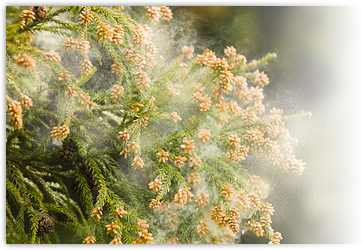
6 6 311 244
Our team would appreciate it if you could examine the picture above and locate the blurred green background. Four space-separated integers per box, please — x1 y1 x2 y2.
168 6 362 244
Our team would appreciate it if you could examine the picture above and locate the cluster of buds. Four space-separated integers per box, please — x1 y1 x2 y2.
228 57 241 71
117 130 130 142
196 46 246 100
253 101 266 115
110 84 125 103
21 95 33 109
197 220 209 238
65 86 78 99
79 58 93 76
250 86 264 102
110 237 123 244
268 232 283 244
115 206 128 218
63 37 78 51
78 93 96 109
242 110 258 125
111 25 124 46
180 139 196 155
260 215 272 228
189 154 202 170
50 125 70 140
123 46 140 63
133 229 154 244
245 128 265 148
136 218 149 230
129 102 144 112
210 57 229 71
249 193 262 210
146 6 162 23
135 72 151 91
90 207 103 222
83 236 96 244
196 49 217 67
96 23 113 43
289 156 306 176
197 129 211 143
228 101 242 116
149 178 162 193
233 76 251 104
267 108 284 138
211 206 240 234
194 190 208 208
149 199 161 210
133 25 153 47
8 101 23 130
14 53 36 71
120 141 140 158
105 221 120 235
253 69 269 88
76 40 90 55
20 9 35 24
191 91 213 112
174 155 187 168
219 70 233 91
173 187 193 208
79 9 93 25
246 175 268 197
226 135 249 162
224 46 237 57
228 53 247 71
228 207 240 233
133 219 154 244
144 52 156 70
170 112 182 123
187 172 201 186
58 71 71 83
181 45 194 59
242 199 283 244
146 6 173 23
220 184 234 200
226 144 249 163
156 150 169 163
199 95 212 112
44 51 61 63
63 37 90 56
144 41 158 55
141 116 148 128
160 6 173 21
245 221 264 237
211 206 228 227
228 134 240 147
132 156 144 169
262 202 275 217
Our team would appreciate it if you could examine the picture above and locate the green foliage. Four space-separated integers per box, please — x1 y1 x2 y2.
6 5 310 244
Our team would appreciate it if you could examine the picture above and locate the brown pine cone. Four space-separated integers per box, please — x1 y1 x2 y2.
58 139 78 165
30 6 47 23
37 216 54 235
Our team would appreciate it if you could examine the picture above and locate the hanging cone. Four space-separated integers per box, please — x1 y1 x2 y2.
59 139 78 165
37 216 54 235
31 6 47 23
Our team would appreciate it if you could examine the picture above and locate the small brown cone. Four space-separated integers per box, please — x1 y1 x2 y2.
30 6 47 23
58 139 78 165
37 216 55 235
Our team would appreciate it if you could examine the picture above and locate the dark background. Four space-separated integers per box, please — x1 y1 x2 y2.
167 6 362 244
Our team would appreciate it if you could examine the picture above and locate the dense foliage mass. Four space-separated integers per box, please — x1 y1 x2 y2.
6 6 311 244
